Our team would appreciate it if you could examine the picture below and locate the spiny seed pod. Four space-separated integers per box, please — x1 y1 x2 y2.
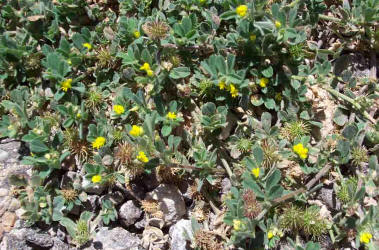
280 120 310 142
85 88 103 111
156 165 181 185
25 53 42 71
61 189 78 202
351 146 368 167
243 189 262 219
115 142 133 165
261 140 279 168
142 20 170 40
237 138 253 153
191 203 209 222
168 54 181 67
97 48 114 68
194 230 222 250
141 199 160 214
63 128 89 160
188 183 204 201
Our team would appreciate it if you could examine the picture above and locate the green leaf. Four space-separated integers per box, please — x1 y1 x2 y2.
336 139 350 157
266 169 281 189
220 10 236 20
30 140 49 153
253 146 264 165
262 66 273 78
342 123 358 140
59 151 70 163
268 185 284 200
242 173 265 198
161 125 172 137
261 112 272 131
169 67 191 79
333 108 348 126
59 217 77 238
201 102 216 115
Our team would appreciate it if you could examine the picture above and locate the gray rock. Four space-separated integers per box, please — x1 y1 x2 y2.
51 238 71 250
0 149 9 162
56 225 67 241
92 227 142 250
169 219 192 250
102 155 113 166
0 235 32 250
146 184 186 226
221 178 231 194
317 188 341 211
82 178 105 195
99 191 124 206
0 188 8 197
61 171 81 189
44 88 54 98
8 198 20 212
84 195 99 212
25 229 54 248
119 200 143 226
134 217 147 230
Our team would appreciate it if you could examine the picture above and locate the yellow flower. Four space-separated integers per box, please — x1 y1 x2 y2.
268 231 274 239
92 175 102 183
259 78 269 88
134 30 141 38
146 69 154 77
250 34 256 41
219 81 226 90
113 105 125 115
76 112 81 118
292 143 308 159
360 232 372 244
82 43 92 50
251 167 260 178
229 83 239 98
137 151 149 163
67 59 72 65
167 112 177 120
61 78 72 92
275 20 282 28
92 136 106 149
233 219 242 231
236 5 248 17
140 62 151 71
129 125 144 137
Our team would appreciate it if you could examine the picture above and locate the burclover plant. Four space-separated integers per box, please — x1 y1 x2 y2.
1 0 378 249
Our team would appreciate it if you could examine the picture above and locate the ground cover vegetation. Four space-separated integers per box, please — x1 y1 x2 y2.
0 0 379 249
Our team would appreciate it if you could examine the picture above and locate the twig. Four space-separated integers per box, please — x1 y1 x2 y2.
166 162 225 174
203 190 221 214
271 164 333 205
221 158 237 186
370 50 377 80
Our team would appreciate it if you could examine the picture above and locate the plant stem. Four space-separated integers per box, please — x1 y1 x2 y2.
322 86 376 124
291 75 376 124
318 14 343 24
